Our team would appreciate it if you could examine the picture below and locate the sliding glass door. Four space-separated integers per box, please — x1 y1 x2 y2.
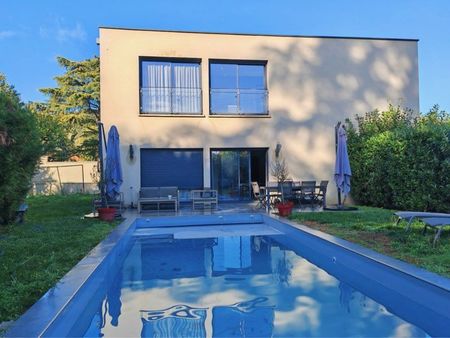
211 149 266 201
211 150 251 201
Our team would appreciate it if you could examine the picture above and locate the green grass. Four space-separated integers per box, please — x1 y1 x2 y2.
289 206 450 278
0 194 118 323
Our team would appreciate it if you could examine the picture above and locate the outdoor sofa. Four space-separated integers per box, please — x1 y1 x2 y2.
138 187 178 213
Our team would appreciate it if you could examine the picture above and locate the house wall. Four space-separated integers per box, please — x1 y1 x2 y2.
99 28 419 205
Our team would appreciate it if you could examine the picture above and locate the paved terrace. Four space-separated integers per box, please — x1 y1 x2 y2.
128 201 321 217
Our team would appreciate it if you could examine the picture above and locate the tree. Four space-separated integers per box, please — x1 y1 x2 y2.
27 102 71 161
270 144 289 203
32 56 100 160
0 74 42 224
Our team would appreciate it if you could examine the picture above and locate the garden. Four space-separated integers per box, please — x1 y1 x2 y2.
0 194 117 323
1 71 449 327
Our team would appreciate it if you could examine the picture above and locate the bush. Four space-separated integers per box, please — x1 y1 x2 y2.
346 104 450 212
0 74 42 224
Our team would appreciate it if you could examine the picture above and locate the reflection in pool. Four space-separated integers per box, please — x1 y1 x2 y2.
83 235 426 337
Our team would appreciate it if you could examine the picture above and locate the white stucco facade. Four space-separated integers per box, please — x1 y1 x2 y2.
99 27 419 205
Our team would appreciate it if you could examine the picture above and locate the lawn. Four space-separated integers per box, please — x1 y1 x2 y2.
0 194 118 323
290 206 450 278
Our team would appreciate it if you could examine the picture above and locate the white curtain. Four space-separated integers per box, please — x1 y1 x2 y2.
143 63 171 113
173 64 201 113
142 62 200 114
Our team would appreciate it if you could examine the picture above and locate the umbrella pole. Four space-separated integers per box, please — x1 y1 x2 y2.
335 122 342 208
337 188 342 208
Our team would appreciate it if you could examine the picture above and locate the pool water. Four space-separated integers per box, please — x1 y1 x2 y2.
81 230 426 337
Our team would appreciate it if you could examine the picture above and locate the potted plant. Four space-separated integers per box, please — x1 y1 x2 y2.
94 166 116 222
97 206 116 221
270 144 293 216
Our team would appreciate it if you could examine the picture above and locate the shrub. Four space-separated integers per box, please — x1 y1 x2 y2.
346 104 450 212
0 74 42 224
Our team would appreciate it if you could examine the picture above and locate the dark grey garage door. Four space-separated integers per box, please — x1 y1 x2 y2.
140 149 203 189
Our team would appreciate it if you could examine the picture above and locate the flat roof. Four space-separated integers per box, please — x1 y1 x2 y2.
98 26 419 42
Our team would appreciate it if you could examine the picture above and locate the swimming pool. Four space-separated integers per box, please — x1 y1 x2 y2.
7 214 450 337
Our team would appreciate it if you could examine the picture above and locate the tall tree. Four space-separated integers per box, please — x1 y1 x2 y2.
33 56 100 160
27 102 71 161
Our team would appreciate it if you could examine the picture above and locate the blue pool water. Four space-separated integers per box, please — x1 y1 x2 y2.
9 215 449 337
79 228 428 337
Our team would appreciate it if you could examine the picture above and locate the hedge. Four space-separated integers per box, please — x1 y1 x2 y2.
0 75 42 224
346 105 450 212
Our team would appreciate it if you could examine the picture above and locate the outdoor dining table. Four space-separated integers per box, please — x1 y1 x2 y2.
292 185 321 192
292 185 321 201
262 183 323 208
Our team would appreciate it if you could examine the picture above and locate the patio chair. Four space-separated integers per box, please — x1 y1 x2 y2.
251 182 266 208
278 180 294 202
316 180 329 207
421 217 450 246
299 180 316 206
192 189 218 210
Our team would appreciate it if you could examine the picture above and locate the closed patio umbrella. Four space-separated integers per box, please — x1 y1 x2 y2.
105 125 123 200
334 123 351 204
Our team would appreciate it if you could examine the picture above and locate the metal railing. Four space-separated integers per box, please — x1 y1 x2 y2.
210 88 269 115
140 87 202 114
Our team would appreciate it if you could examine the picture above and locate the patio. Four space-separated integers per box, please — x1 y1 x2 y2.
135 200 322 217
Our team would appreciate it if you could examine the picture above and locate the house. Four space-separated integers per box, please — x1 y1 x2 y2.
98 27 419 205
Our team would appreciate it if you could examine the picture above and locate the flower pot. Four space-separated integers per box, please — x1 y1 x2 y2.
98 207 116 221
277 203 293 217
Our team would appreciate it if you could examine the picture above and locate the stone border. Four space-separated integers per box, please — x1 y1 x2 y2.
6 214 137 337
266 214 450 293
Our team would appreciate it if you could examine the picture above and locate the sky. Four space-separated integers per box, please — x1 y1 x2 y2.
0 0 449 112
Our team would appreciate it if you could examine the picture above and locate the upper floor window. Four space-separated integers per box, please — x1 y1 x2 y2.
210 61 268 115
140 59 201 115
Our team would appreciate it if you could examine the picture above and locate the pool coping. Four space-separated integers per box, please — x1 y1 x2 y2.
6 212 450 337
266 214 450 293
6 213 137 338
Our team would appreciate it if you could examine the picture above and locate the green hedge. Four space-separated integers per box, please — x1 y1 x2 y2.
0 75 42 224
346 105 450 212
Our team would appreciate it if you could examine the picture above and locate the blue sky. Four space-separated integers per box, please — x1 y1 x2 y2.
1 0 449 112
